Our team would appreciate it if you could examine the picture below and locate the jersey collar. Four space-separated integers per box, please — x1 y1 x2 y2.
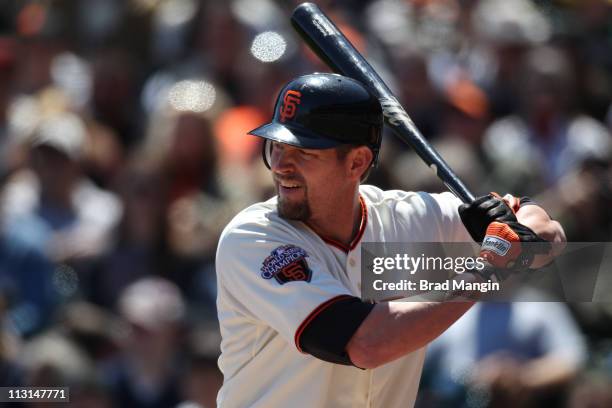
315 195 368 253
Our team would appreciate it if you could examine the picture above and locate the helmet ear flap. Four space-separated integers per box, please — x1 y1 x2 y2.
262 139 273 169
370 147 380 168
369 125 382 168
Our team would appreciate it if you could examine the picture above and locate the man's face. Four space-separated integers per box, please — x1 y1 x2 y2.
269 141 349 221
30 145 78 191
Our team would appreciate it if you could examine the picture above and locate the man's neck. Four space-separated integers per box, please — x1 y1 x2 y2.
306 190 363 248
40 186 74 211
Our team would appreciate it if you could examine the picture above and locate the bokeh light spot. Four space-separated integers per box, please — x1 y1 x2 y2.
167 80 216 113
52 264 79 297
250 31 286 63
156 0 198 27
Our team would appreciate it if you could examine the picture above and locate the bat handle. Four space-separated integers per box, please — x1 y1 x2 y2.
380 96 476 204
442 174 475 204
292 2 477 205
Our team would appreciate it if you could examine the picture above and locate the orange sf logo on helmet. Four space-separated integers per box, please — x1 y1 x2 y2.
279 90 301 122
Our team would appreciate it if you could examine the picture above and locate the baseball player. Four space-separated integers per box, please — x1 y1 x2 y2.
215 73 565 407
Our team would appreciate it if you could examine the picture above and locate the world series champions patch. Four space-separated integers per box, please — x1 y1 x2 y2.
261 245 312 284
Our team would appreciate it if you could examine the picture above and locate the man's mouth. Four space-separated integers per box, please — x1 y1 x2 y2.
279 181 301 189
275 175 304 189
275 178 305 197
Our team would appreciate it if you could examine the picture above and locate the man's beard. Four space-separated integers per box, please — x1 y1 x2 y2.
277 191 311 221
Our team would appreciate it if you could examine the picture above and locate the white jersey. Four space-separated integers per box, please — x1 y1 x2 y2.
216 184 471 408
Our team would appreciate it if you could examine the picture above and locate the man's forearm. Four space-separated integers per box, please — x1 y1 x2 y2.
347 292 475 369
516 205 566 267
346 204 566 370
516 205 565 243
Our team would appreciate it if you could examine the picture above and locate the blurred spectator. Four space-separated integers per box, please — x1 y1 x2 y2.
482 46 611 195
568 373 612 408
192 0 248 91
59 301 122 363
82 120 126 189
103 277 186 408
18 326 116 408
88 160 170 307
1 112 122 263
0 223 56 337
0 37 16 182
213 105 269 196
392 137 486 194
162 112 220 201
1 120 57 338
19 329 94 392
440 75 490 146
140 105 222 202
536 157 612 241
177 307 222 408
0 295 24 388
393 54 444 144
179 351 222 408
91 48 142 148
419 296 586 408
571 0 612 122
69 380 115 408
138 99 242 301
472 0 553 118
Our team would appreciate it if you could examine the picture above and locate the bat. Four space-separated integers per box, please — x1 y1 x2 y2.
290 2 476 204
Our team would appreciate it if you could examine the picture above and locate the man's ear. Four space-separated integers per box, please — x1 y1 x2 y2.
347 146 373 181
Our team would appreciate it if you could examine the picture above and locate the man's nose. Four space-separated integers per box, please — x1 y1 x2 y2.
270 144 295 174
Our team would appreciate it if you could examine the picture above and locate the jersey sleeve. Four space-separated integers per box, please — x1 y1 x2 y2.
216 222 352 350
428 191 473 242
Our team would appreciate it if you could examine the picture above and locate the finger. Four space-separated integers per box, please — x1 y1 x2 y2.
479 198 504 212
472 194 494 206
486 206 516 221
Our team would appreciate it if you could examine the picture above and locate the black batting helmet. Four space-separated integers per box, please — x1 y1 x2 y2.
248 73 383 169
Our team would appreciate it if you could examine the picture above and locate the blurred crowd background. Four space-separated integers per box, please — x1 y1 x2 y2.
0 0 611 407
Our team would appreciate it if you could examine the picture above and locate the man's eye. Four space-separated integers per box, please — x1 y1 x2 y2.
299 149 314 157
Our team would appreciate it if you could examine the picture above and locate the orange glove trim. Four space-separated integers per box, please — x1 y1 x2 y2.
480 221 522 268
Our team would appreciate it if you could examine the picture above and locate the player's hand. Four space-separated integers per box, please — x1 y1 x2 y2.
458 194 517 243
480 221 551 270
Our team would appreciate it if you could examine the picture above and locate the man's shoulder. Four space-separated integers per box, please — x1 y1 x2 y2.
360 185 467 241
218 197 298 248
359 185 460 210
220 198 276 236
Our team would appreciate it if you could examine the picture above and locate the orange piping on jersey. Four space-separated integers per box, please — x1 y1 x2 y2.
318 195 368 253
294 294 354 353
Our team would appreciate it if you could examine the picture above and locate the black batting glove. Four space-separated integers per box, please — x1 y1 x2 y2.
458 194 517 243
